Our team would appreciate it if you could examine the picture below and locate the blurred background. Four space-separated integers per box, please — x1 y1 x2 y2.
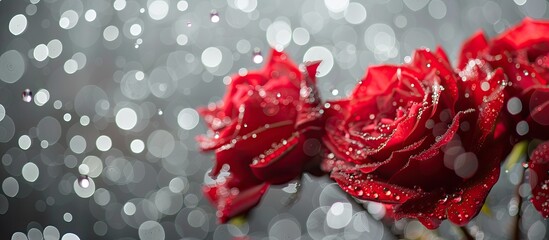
0 0 548 239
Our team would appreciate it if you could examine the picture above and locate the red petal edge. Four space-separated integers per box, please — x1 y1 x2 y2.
394 143 502 229
529 141 549 218
203 180 269 223
493 17 549 50
331 169 422 204
458 30 489 70
249 132 304 184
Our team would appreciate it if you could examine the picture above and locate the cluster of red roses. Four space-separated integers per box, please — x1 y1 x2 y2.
197 18 549 228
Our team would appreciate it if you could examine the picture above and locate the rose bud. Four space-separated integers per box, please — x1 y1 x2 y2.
197 49 324 222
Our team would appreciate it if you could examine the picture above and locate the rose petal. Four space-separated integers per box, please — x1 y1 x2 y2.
249 132 312 184
411 49 459 110
445 166 499 226
372 103 427 158
370 137 428 177
197 48 302 147
203 178 269 223
352 66 414 100
305 60 322 84
458 59 505 113
197 104 227 131
295 61 324 130
323 101 427 165
529 141 549 218
196 121 239 151
435 46 452 68
394 143 502 229
491 56 548 96
492 17 549 51
238 92 298 135
458 30 489 69
528 87 549 127
197 88 298 152
388 109 474 190
331 169 422 204
250 132 300 168
265 49 302 87
473 69 505 143
211 122 295 176
222 73 268 118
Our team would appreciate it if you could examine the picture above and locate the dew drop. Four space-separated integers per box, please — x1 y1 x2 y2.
439 195 449 204
210 10 219 23
252 48 263 64
480 81 490 91
186 21 192 27
78 175 90 188
22 89 32 102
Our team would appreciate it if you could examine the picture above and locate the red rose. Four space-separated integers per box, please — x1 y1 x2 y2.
529 141 549 218
459 18 549 143
460 19 549 220
197 49 324 222
322 48 506 229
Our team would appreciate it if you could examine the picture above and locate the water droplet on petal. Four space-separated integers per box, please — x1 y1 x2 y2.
78 175 90 188
439 195 449 204
22 89 32 102
210 10 219 23
186 21 192 27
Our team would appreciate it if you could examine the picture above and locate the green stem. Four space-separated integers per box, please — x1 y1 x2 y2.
459 225 474 240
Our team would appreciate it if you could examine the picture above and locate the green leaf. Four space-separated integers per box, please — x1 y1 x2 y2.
229 215 247 226
505 141 528 171
481 202 492 217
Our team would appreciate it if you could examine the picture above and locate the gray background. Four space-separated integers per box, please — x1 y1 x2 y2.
0 0 548 239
